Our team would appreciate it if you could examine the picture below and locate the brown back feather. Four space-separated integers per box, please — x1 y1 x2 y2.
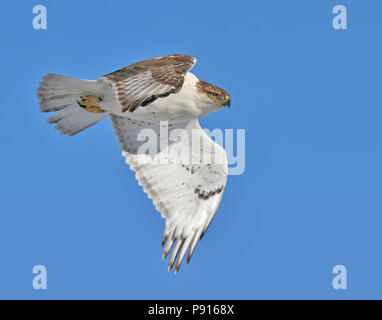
100 54 196 112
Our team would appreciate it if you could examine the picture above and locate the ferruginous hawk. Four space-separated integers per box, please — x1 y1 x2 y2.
37 54 231 273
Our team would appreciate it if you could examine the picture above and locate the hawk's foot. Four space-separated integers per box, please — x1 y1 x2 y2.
77 95 104 113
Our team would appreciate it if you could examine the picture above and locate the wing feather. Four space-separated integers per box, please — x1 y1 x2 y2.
111 116 228 272
100 54 196 113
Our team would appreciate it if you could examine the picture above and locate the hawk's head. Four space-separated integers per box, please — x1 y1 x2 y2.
196 80 231 108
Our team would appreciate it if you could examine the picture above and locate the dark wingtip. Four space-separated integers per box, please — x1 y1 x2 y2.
161 235 167 248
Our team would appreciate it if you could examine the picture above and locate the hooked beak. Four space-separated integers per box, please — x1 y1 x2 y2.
224 97 231 108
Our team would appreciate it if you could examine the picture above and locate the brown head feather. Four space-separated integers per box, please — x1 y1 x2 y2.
196 79 230 102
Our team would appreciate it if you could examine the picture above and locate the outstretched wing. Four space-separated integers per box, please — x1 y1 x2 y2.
111 116 228 273
100 54 196 113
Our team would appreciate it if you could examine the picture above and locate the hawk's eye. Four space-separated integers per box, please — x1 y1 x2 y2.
210 92 222 100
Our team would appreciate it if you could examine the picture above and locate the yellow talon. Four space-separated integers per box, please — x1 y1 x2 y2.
77 95 104 113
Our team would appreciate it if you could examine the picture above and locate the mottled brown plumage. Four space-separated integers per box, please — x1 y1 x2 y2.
100 54 196 112
196 79 230 102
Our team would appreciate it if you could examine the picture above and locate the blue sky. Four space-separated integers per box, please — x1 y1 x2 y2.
0 0 381 299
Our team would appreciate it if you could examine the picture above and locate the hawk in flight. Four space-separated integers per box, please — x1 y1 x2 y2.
37 54 231 273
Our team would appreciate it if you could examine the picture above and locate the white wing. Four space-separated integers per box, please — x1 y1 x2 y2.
111 116 228 273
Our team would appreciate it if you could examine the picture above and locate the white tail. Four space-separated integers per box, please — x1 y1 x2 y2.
37 74 108 136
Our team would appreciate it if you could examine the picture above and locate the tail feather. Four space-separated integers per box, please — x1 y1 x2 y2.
46 104 107 136
38 73 108 136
